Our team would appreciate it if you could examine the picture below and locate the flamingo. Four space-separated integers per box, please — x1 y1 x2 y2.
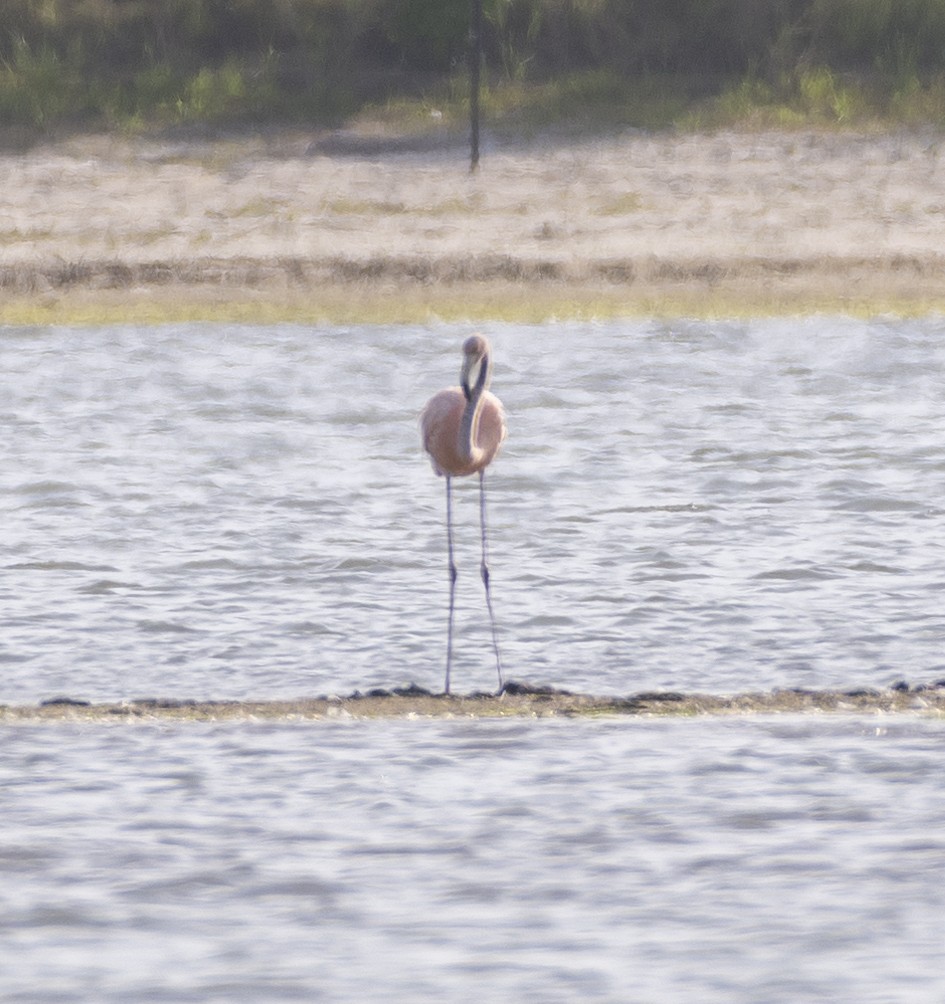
421 335 507 694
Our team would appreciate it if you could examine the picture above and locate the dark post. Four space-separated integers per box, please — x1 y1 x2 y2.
469 0 482 172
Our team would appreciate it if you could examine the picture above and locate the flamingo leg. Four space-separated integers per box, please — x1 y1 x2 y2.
479 470 503 692
445 475 457 695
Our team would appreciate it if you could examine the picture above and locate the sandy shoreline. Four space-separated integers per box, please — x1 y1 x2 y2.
4 127 945 321
3 684 944 722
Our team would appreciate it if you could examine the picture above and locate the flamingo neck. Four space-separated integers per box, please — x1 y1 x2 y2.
459 352 491 463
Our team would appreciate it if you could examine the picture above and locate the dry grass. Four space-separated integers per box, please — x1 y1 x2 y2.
3 253 945 326
4 128 945 323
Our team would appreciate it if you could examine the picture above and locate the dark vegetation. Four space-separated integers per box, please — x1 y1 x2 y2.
5 1 945 132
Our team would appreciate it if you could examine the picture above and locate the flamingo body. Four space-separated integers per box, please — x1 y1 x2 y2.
421 386 506 478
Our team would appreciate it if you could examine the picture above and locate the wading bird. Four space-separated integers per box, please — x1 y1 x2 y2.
421 335 507 694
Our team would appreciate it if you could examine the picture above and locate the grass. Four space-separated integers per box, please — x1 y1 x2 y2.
231 197 292 218
324 196 477 216
596 192 644 216
681 67 945 130
0 226 55 245
356 70 696 139
6 60 945 327
5 275 945 328
348 66 945 138
7 53 945 141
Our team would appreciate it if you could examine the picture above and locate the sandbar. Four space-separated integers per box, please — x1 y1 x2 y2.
3 683 943 722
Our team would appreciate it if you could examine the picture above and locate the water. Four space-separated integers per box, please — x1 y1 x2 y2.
2 717 944 1002
3 318 945 1000
3 317 945 701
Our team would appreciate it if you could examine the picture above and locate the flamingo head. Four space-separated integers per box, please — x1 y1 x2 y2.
460 334 490 401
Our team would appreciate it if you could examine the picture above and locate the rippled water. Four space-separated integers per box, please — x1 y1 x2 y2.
3 717 945 1003
3 318 945 1001
3 317 945 700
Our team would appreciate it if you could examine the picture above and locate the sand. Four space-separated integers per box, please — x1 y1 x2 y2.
3 684 944 722
3 126 945 321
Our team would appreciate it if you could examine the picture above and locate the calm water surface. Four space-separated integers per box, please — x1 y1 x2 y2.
3 319 945 1000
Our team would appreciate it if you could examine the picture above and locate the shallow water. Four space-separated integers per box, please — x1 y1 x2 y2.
3 318 945 1001
2 318 945 700
2 716 944 1003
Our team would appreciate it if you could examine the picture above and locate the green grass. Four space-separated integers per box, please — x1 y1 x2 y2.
334 66 945 148
330 65 945 138
4 46 945 138
684 67 945 130
0 47 351 135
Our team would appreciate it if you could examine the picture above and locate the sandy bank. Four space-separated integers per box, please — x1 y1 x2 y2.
4 128 945 321
3 683 944 722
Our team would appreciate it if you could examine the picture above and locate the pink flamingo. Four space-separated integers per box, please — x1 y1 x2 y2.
421 335 507 694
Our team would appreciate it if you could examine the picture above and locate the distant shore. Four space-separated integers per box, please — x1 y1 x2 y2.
4 128 945 323
3 684 944 721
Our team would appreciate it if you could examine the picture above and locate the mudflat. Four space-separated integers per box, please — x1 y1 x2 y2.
3 684 944 721
3 127 945 322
